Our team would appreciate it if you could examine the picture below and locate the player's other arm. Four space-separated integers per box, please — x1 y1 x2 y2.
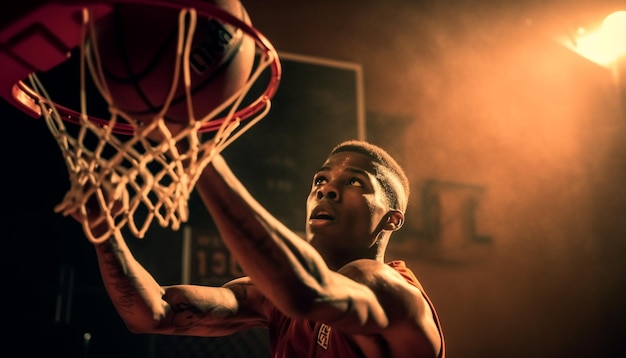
91 232 267 336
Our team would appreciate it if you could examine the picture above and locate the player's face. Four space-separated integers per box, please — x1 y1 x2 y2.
305 151 392 265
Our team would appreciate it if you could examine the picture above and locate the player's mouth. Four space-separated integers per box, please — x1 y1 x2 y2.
309 206 336 225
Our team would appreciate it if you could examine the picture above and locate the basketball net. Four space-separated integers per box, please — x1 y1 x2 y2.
26 6 280 243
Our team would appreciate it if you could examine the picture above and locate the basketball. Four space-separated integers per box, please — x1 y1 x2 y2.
90 0 255 124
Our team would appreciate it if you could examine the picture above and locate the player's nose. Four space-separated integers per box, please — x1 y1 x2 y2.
316 184 338 201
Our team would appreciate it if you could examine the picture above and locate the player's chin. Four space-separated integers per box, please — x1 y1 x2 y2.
306 219 338 243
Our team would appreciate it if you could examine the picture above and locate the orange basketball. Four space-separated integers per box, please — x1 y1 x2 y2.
91 0 255 124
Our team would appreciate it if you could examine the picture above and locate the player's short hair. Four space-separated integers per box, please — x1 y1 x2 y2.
329 140 410 213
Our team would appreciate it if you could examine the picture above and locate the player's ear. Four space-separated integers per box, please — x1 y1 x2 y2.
384 210 404 231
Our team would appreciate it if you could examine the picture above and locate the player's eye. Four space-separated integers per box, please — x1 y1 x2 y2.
348 178 363 187
314 176 328 186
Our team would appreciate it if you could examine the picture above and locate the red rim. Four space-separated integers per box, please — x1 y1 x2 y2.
5 0 281 135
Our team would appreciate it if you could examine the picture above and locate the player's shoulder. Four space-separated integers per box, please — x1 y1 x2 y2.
338 259 431 317
338 259 420 291
337 259 441 354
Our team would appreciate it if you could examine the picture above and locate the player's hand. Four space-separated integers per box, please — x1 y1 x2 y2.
63 177 128 243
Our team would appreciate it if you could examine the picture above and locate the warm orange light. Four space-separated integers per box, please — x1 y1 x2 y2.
566 11 626 68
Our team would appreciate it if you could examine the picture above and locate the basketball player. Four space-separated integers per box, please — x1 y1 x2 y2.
74 140 445 357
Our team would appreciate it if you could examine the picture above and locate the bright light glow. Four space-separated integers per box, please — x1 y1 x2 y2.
567 11 626 68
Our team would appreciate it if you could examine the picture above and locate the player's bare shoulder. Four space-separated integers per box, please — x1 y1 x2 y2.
338 259 429 322
338 259 442 357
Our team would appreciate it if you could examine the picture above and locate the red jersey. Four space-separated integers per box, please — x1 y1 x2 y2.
265 260 445 358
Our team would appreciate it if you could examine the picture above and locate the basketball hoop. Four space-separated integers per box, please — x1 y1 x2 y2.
1 0 281 243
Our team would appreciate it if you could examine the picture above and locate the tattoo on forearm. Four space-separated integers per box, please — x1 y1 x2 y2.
170 303 206 329
168 301 238 332
99 240 141 314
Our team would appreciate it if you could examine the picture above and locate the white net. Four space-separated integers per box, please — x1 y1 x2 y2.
26 6 279 243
